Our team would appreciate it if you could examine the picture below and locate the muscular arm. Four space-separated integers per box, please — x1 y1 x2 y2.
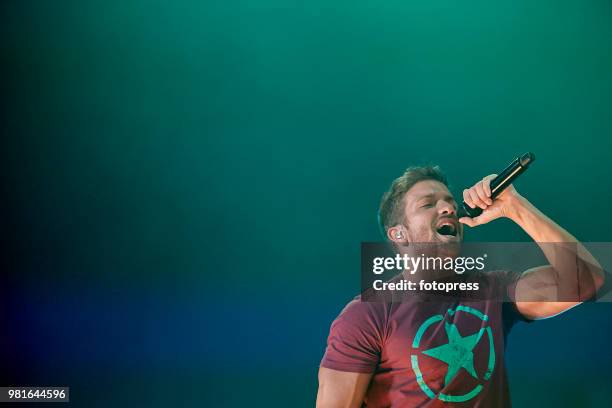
506 196 604 319
316 367 372 408
460 175 605 320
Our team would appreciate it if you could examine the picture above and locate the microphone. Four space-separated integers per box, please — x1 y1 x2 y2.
457 152 536 218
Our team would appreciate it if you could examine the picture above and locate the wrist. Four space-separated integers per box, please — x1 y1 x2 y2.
505 194 530 223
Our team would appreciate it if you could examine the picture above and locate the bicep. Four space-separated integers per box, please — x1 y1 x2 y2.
316 367 372 408
515 265 581 320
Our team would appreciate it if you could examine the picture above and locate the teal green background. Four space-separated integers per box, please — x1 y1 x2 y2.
3 1 612 406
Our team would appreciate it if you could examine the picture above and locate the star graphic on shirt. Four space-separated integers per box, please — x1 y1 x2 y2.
421 322 485 386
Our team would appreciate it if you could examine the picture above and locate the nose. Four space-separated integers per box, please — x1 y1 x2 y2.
438 200 456 216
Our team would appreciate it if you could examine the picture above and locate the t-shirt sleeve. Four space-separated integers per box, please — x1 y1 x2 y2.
319 298 385 373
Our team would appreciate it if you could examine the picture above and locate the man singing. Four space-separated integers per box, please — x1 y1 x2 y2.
316 165 604 407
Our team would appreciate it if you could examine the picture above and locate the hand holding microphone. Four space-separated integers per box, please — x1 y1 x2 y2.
457 152 535 227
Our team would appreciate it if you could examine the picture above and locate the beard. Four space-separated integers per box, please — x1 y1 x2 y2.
405 226 462 259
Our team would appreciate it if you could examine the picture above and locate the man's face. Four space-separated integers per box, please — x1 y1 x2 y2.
401 180 463 244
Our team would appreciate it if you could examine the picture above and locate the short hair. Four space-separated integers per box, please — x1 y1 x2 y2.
378 165 448 235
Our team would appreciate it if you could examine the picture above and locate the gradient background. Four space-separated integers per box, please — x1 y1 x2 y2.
2 1 612 406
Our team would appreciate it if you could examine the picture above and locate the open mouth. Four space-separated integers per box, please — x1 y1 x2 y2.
436 221 457 237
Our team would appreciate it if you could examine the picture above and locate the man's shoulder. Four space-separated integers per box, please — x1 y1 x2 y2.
326 295 393 349
339 294 386 314
333 294 392 327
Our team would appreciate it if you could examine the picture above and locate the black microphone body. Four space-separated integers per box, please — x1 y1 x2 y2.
457 152 536 218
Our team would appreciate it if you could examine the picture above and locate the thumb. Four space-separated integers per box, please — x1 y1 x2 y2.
459 216 484 228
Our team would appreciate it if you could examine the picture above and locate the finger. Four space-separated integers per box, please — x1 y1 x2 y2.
463 189 475 209
469 213 490 226
460 214 489 227
459 217 476 227
468 187 487 210
483 174 496 197
475 182 493 206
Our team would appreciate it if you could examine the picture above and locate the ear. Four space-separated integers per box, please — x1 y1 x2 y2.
387 225 407 244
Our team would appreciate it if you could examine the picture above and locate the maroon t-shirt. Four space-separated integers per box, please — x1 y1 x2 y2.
320 270 530 407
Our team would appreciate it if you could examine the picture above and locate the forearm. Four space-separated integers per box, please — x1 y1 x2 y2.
507 195 576 243
508 195 604 299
